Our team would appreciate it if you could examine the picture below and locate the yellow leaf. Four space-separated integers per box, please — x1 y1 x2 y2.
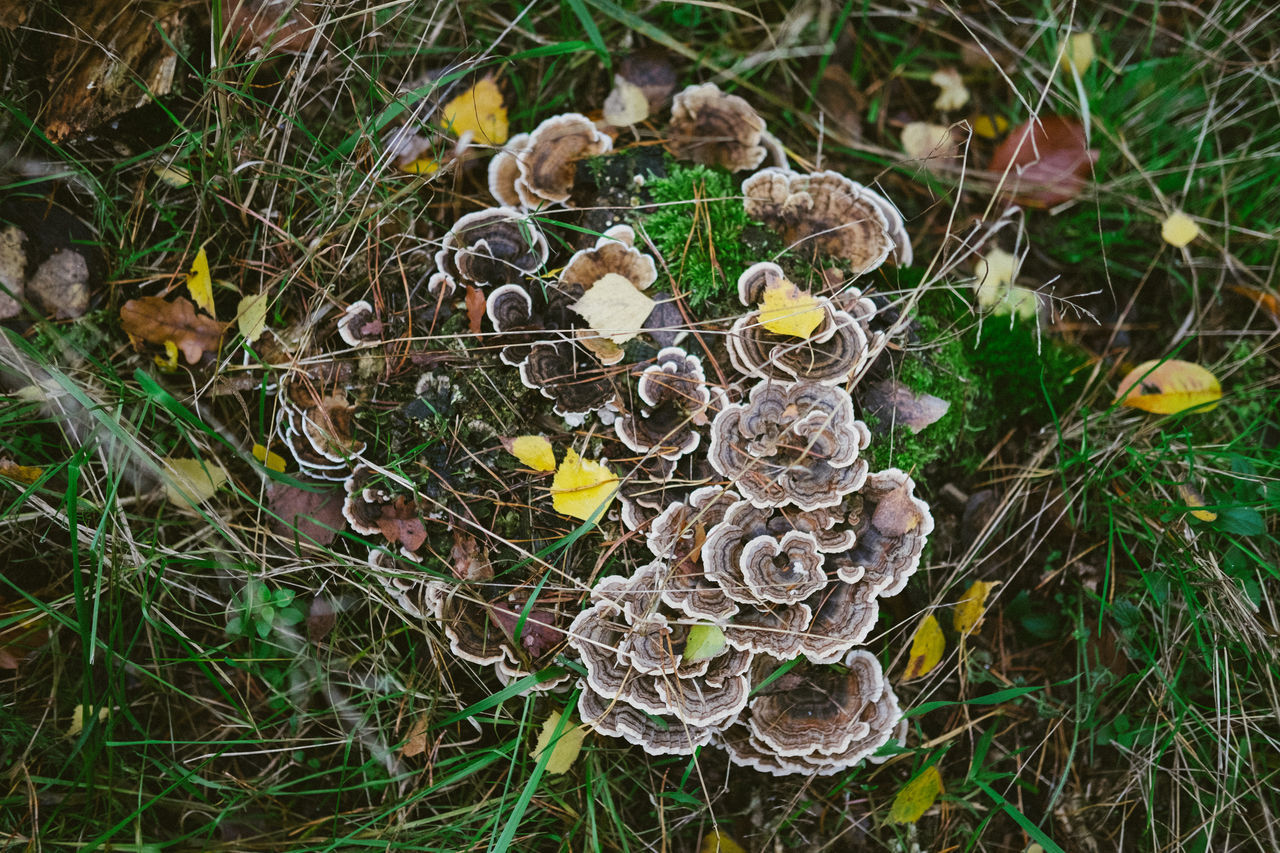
971 113 1009 140
1161 211 1199 248
0 459 43 484
162 457 229 505
533 710 587 775
252 443 287 473
440 77 508 146
505 435 557 472
1061 33 1096 76
154 339 180 371
888 765 944 824
237 292 269 343
974 249 1039 320
66 703 111 738
1114 359 1221 414
699 829 748 853
604 74 649 126
570 273 656 345
152 163 191 188
758 277 823 339
904 613 944 681
683 623 726 662
930 68 970 111
186 247 216 318
953 580 999 635
1178 483 1217 523
550 449 618 522
401 157 440 175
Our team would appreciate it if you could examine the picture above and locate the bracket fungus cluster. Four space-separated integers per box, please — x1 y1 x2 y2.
299 80 936 777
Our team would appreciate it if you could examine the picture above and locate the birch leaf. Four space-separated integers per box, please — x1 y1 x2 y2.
683 624 726 662
504 435 557 472
533 710 587 775
1061 33 1096 75
904 613 944 680
440 76 508 145
162 457 228 505
570 273 655 345
550 450 617 521
1114 359 1221 414
889 765 944 823
758 276 823 339
186 247 216 318
953 580 999 635
237 292 269 343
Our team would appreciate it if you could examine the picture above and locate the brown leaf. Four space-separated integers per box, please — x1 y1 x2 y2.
450 528 493 581
269 482 346 546
864 379 951 434
120 296 227 364
307 595 336 643
488 600 561 659
988 116 1098 207
374 497 428 553
465 284 485 336
400 713 430 757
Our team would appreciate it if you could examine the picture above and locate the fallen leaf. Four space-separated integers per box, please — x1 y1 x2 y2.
532 710 587 775
604 74 650 126
27 249 90 319
488 600 559 658
904 613 944 680
931 68 970 111
400 714 430 757
0 457 44 484
465 284 485 335
758 276 823 339
186 247 216 318
570 273 655 345
253 443 287 472
155 340 180 371
162 457 229 505
307 595 336 643
1114 359 1221 414
989 116 1098 207
699 829 748 853
888 765 944 824
503 435 557 472
450 528 494 581
1061 33 1096 76
864 379 951 434
970 113 1009 139
974 248 1040 319
440 77 508 146
66 703 111 739
953 580 999 635
153 163 192 188
683 623 726 662
901 122 957 165
237 292 269 343
1177 483 1217 523
121 296 227 364
619 49 677 114
401 157 441 175
550 449 618 522
374 498 428 553
268 482 345 546
1227 284 1280 324
1161 211 1199 248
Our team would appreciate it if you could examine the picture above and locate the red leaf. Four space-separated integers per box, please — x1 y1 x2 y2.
488 600 561 659
465 285 485 336
268 482 345 546
988 116 1098 207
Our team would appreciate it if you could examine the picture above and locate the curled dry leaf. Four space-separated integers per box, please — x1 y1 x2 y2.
400 714 430 757
450 528 493 581
988 116 1098 207
465 284 486 335
121 296 227 364
307 595 336 643
488 602 560 658
1114 359 1221 415
1177 483 1217 523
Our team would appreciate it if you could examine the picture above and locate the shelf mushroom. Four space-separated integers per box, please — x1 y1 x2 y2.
508 113 612 208
666 83 769 172
434 206 549 289
615 346 725 463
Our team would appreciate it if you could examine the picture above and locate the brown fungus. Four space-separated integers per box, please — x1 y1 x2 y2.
560 224 657 293
487 132 531 207
666 83 768 172
616 347 724 463
434 207 549 288
514 113 612 207
645 486 741 621
727 291 871 387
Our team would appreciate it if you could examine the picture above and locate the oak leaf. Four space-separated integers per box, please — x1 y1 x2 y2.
121 296 226 364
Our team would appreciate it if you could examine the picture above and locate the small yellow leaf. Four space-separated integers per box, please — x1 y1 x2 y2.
1061 33 1096 76
440 77 508 146
904 613 944 681
550 449 618 522
162 457 229 505
570 273 656 345
186 247 216 318
252 443 287 473
953 580 999 636
974 249 1039 319
699 829 748 853
152 163 191 188
971 113 1009 139
505 435 557 472
66 703 111 739
888 765 944 824
604 74 650 126
0 459 43 484
930 68 970 111
683 623 726 662
758 277 823 339
401 157 441 175
1114 359 1221 414
1178 483 1217 522
237 292 269 343
533 710 587 775
1161 211 1199 248
154 339 180 371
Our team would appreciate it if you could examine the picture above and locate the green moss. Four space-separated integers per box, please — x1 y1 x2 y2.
638 162 754 307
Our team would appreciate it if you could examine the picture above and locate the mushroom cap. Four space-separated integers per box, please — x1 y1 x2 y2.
707 380 871 511
742 168 908 272
721 648 902 775
616 346 723 463
799 577 881 663
485 282 537 366
561 224 658 292
727 296 870 386
519 339 619 419
739 529 828 605
646 486 741 621
666 83 768 172
434 207 549 287
487 132 531 207
514 113 612 207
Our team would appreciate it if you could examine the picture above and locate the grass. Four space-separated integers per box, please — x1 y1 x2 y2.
1 1 1278 851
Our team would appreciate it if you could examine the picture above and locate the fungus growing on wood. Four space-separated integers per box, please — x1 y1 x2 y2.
513 113 612 207
742 168 911 270
645 486 740 621
720 649 903 776
616 347 724 463
707 380 871 511
560 224 657 293
487 132 531 207
830 469 934 597
277 377 366 480
666 83 768 172
434 207 549 288
337 300 381 347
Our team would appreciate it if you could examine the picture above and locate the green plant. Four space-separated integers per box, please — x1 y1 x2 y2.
226 580 304 640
